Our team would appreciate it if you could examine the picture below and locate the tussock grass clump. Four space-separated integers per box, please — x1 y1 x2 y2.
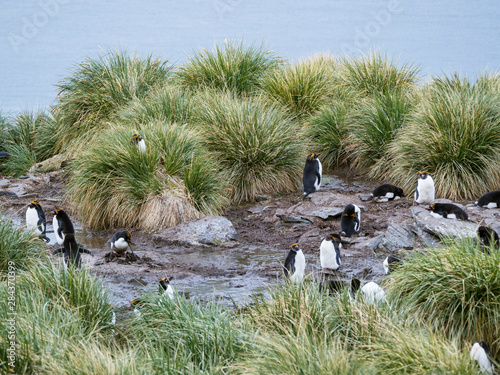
115 84 193 126
390 73 500 199
54 51 172 153
0 112 10 153
341 52 420 97
194 93 304 203
389 238 500 358
66 121 227 230
237 332 363 375
0 217 48 274
348 90 415 178
129 296 246 373
261 56 337 118
178 40 281 95
2 111 58 176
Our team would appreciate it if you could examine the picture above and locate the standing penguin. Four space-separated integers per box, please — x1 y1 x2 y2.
320 234 342 272
302 153 322 199
414 170 435 204
131 133 146 153
475 191 500 209
52 209 75 246
369 184 405 202
108 230 134 260
341 204 361 237
470 341 495 375
26 199 49 242
383 255 402 275
477 226 500 253
283 243 306 282
159 276 175 301
61 233 82 268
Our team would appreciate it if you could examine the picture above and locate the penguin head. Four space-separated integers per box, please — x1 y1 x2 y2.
125 231 132 243
343 204 357 217
29 199 42 209
131 133 143 144
418 170 429 179
306 153 320 161
290 243 300 252
350 278 361 293
159 276 174 290
63 232 75 240
326 234 342 243
425 204 436 211
129 298 144 308
478 341 492 355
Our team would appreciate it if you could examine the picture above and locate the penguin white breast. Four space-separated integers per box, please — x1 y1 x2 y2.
290 250 306 282
415 177 435 203
164 285 175 300
53 217 64 245
430 211 444 219
470 343 494 374
385 192 394 199
113 237 129 251
313 160 322 190
361 282 386 304
383 257 389 275
320 240 340 270
26 207 41 235
486 202 498 209
138 139 146 153
354 205 361 231
447 213 457 220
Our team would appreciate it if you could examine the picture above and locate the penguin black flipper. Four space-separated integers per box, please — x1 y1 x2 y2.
78 246 93 256
414 187 419 201
283 252 296 278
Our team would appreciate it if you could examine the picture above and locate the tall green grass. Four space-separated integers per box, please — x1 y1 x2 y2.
341 52 420 97
389 238 500 358
390 73 500 199
54 51 172 153
66 121 227 230
193 93 304 203
0 217 48 274
178 40 281 95
261 56 338 118
2 111 58 176
129 295 247 374
348 90 416 178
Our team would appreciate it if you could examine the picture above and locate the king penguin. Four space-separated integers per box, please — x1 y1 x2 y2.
52 209 75 246
470 341 495 375
414 170 435 204
108 230 134 260
320 234 342 272
283 243 306 282
131 133 146 153
26 199 49 242
302 153 322 199
340 204 361 237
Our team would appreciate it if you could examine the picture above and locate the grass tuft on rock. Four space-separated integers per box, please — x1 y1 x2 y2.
66 121 228 231
177 40 281 95
53 50 172 153
193 92 304 203
389 73 500 199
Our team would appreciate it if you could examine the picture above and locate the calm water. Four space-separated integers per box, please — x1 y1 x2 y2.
1 0 499 115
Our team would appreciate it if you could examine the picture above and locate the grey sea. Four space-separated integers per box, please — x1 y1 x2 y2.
1 0 499 115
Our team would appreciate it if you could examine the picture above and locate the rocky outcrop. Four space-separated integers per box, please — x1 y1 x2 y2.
411 206 478 239
153 215 237 247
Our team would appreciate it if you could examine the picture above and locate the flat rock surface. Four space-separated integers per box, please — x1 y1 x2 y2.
153 215 238 247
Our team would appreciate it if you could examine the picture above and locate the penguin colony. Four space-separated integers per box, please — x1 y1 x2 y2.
20 150 499 361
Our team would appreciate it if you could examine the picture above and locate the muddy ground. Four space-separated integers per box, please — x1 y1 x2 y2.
0 170 478 307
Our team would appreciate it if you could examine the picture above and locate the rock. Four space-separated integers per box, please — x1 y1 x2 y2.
153 216 237 247
374 224 415 252
411 206 477 239
299 228 321 243
0 191 18 199
360 195 372 201
0 179 10 187
297 206 344 220
256 195 268 202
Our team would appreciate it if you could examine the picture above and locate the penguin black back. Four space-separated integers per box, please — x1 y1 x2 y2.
477 226 500 253
63 233 82 268
53 209 75 245
340 204 361 236
475 191 500 209
302 153 322 199
426 203 468 220
370 184 404 202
